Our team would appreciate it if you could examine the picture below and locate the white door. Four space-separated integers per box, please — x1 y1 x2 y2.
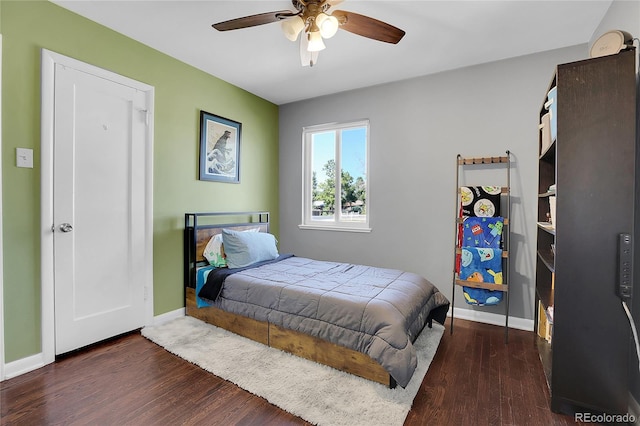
52 63 149 354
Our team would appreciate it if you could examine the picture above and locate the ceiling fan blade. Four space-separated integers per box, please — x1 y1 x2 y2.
332 10 405 44
213 10 297 31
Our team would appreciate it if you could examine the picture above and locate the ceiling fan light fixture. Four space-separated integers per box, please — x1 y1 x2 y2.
307 31 326 52
300 33 319 66
281 16 305 41
212 1 407 67
315 13 339 38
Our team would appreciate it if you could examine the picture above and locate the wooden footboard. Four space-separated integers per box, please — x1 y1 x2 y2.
185 288 394 387
186 287 268 344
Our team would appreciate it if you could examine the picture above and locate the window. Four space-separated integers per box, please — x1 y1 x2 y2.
301 120 370 232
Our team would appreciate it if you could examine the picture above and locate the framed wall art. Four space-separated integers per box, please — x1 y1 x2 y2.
199 110 241 183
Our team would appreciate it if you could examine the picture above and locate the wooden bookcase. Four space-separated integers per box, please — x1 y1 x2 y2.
535 49 636 415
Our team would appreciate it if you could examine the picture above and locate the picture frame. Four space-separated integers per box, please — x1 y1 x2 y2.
199 110 241 183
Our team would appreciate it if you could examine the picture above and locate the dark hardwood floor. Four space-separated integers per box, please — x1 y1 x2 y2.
1 318 584 425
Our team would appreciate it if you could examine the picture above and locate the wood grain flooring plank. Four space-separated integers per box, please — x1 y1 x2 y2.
1 318 585 426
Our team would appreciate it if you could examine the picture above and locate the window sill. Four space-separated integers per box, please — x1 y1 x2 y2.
298 224 372 233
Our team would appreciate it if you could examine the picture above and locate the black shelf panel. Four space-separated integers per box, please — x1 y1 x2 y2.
537 248 555 272
536 336 552 389
539 139 556 162
537 222 555 235
535 282 554 311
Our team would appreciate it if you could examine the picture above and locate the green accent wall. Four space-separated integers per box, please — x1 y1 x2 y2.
1 1 279 362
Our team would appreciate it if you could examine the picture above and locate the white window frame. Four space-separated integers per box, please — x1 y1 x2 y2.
299 120 371 232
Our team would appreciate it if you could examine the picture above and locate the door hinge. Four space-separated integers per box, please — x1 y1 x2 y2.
139 109 149 126
144 286 148 301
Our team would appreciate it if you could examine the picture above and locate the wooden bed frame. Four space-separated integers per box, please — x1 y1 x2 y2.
184 212 396 388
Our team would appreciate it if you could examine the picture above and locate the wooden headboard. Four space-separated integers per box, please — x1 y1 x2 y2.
184 212 269 289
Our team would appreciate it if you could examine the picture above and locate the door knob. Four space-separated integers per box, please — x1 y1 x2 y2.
59 223 73 233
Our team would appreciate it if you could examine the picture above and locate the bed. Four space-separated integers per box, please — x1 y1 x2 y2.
184 212 449 388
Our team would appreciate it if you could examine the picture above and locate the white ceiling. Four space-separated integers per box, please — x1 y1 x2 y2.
51 0 613 105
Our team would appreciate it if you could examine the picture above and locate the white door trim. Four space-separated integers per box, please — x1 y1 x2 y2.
0 33 5 381
40 49 154 364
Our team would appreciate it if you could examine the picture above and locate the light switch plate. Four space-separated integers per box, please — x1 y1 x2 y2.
16 148 33 168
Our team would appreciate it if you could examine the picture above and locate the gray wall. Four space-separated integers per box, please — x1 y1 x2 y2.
589 0 639 47
279 44 587 322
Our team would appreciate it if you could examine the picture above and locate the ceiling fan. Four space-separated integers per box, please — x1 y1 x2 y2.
212 0 405 67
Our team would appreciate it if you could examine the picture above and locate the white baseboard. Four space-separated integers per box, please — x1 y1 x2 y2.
151 307 185 326
449 307 534 331
2 308 185 381
153 307 535 332
3 352 47 380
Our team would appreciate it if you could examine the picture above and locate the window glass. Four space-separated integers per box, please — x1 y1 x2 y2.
301 120 370 232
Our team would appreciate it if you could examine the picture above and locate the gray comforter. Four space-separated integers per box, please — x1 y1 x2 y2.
201 256 449 387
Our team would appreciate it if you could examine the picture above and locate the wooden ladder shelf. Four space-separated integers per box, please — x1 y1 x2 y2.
450 151 512 343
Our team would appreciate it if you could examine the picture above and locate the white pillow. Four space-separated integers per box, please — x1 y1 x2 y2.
203 234 227 267
222 228 278 268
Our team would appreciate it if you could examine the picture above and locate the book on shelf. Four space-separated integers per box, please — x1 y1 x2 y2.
537 301 554 343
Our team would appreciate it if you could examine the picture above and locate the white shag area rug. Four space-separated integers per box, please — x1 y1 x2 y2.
141 316 444 426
